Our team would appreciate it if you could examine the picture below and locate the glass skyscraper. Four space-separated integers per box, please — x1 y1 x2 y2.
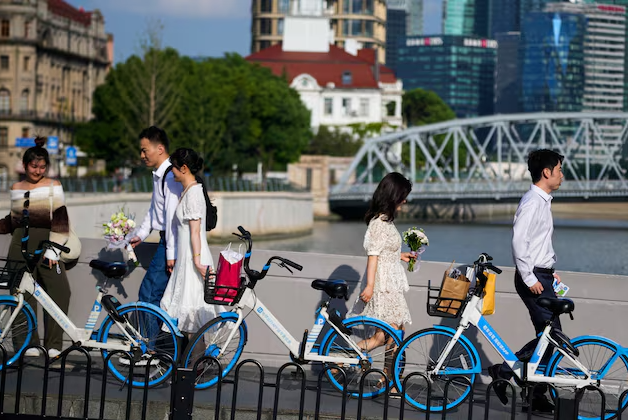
443 0 489 37
386 5 407 73
397 35 496 118
490 0 520 36
520 11 586 113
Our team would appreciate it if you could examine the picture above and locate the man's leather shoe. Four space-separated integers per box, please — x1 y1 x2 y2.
522 394 554 414
488 364 509 405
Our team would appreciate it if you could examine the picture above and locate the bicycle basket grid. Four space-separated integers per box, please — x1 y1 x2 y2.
0 258 24 290
426 283 467 318
204 273 247 306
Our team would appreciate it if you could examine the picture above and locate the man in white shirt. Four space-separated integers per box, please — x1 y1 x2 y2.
128 126 183 340
489 149 564 414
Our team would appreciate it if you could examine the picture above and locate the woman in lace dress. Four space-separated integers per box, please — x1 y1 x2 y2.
160 148 221 337
349 172 415 384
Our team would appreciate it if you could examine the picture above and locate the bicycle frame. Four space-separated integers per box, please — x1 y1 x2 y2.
216 287 372 365
1 271 143 352
431 292 596 389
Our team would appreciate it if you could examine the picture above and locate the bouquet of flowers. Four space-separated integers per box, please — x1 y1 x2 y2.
103 209 138 265
403 227 429 272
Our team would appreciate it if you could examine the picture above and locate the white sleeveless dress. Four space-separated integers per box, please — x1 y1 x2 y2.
160 184 222 332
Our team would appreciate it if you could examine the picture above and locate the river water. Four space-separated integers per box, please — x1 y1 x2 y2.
255 218 628 276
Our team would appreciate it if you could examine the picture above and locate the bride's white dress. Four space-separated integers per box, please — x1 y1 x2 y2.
161 184 221 333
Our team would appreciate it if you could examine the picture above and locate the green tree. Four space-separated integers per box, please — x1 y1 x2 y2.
402 88 456 127
307 125 362 156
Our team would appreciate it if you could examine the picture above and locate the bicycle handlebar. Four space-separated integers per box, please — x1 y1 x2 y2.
232 225 302 285
20 210 70 270
472 253 502 297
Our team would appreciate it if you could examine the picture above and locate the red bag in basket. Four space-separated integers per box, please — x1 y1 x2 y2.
214 243 243 303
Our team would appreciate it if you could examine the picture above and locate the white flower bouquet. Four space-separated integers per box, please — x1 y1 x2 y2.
103 209 138 265
402 227 429 272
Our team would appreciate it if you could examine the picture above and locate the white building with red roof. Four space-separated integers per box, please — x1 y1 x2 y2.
246 0 403 131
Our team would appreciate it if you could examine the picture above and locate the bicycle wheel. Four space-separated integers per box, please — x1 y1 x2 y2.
320 316 403 398
547 337 628 420
182 316 246 390
0 300 36 367
99 305 178 388
392 327 478 412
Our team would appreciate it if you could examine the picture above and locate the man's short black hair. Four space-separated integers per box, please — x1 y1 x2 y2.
528 149 564 183
139 126 169 153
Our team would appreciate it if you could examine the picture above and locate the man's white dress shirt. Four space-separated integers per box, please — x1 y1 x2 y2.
134 159 183 261
512 184 556 287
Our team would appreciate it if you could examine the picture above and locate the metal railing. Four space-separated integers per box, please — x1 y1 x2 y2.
1 344 626 420
56 175 309 194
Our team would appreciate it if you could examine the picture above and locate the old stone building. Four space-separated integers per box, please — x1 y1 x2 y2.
0 0 110 183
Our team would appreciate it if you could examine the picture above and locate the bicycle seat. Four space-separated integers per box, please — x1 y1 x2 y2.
311 279 348 300
537 297 574 315
89 260 127 278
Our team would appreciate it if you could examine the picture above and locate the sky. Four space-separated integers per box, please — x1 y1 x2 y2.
66 0 442 64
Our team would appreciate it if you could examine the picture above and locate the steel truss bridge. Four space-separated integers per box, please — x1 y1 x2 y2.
330 112 628 218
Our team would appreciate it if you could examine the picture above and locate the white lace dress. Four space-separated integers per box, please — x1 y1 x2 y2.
349 215 412 327
160 184 222 333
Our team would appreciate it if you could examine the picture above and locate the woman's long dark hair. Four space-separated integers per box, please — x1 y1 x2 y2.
22 136 50 167
170 147 212 214
364 172 412 225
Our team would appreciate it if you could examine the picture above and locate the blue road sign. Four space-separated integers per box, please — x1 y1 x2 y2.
65 146 77 166
15 136 60 153
15 137 35 147
47 136 59 154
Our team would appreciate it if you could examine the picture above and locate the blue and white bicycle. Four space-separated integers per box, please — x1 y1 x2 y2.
181 226 405 397
393 253 628 420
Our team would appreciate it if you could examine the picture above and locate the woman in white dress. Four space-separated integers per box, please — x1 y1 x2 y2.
160 148 221 337
348 172 415 390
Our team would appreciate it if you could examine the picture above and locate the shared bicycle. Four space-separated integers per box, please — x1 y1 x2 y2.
0 208 181 388
392 253 628 420
180 226 406 397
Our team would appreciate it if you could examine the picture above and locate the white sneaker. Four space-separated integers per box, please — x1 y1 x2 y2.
117 354 160 366
48 348 61 358
24 348 41 357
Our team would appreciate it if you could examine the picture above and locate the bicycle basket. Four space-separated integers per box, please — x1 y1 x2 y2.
204 271 247 306
0 258 24 290
426 281 467 318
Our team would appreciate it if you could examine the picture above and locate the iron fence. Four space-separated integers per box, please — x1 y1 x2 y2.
0 344 626 420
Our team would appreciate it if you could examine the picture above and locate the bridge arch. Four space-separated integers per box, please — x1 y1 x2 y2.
331 112 628 207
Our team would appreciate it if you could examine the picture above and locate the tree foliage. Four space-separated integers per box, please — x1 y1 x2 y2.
306 125 362 156
77 50 311 175
402 88 456 127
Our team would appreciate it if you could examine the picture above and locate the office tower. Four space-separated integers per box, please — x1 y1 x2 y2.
407 0 424 36
442 0 489 37
396 35 496 118
251 0 388 63
494 32 521 114
520 11 586 113
489 0 520 36
386 1 407 72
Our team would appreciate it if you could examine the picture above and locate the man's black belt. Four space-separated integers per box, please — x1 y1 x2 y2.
159 231 166 239
533 267 554 274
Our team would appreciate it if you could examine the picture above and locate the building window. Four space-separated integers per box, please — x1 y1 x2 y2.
259 40 271 50
0 127 7 147
359 98 369 116
260 18 272 35
23 56 29 71
386 101 396 116
342 98 351 116
1 20 9 38
277 18 284 36
324 98 333 115
21 127 29 138
0 90 9 114
278 0 290 13
0 56 8 71
260 0 272 13
24 21 30 38
19 89 28 114
342 71 352 85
